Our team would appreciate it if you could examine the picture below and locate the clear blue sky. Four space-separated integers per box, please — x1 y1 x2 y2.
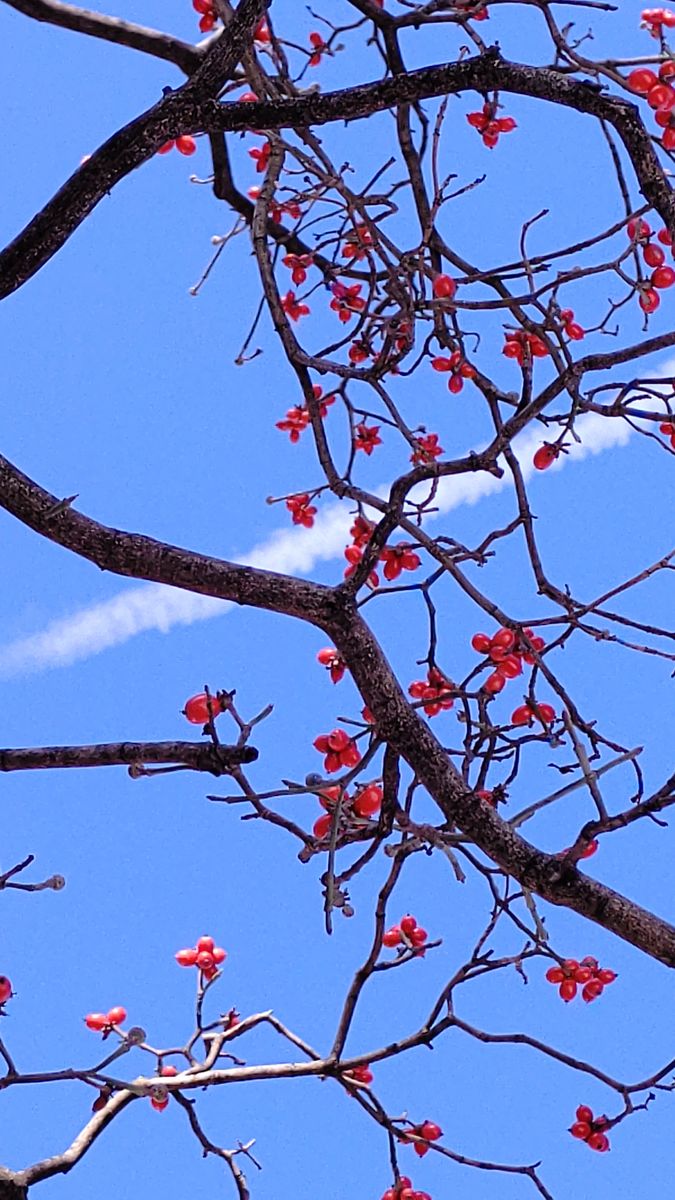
2 2 675 1198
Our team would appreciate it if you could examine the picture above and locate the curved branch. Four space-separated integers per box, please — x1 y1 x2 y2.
2 0 201 72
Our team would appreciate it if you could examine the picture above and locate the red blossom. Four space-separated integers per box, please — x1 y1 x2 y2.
330 282 367 322
317 647 346 683
354 423 382 455
276 405 310 442
282 252 314 285
313 728 361 773
248 140 271 173
281 291 310 322
411 433 444 463
286 493 317 528
380 543 422 581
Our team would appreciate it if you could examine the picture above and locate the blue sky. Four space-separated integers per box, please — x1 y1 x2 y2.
2 2 675 1199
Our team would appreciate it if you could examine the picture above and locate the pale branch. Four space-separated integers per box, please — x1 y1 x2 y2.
1 0 201 72
0 742 258 775
2 50 675 302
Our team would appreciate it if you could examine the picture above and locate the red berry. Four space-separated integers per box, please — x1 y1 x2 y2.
410 927 428 946
151 1093 170 1112
183 693 222 724
559 979 577 1002
588 1131 610 1152
196 936 215 954
175 135 197 156
471 633 492 654
420 1120 443 1140
196 951 215 971
383 927 402 947
175 948 199 967
570 1121 591 1140
545 966 564 983
596 968 617 984
106 1006 127 1026
313 813 332 839
580 838 599 859
576 1105 594 1123
648 82 675 109
212 946 227 964
652 265 675 288
432 274 457 300
492 628 516 649
644 242 666 267
484 671 506 694
639 287 661 312
400 914 418 935
161 1064 179 1076
499 654 523 679
85 1012 109 1031
353 784 383 818
627 68 659 93
511 704 533 726
582 980 604 1003
0 977 11 1004
533 443 559 471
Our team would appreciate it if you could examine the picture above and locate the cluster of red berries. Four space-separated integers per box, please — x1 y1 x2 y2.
0 976 12 1005
545 957 617 1003
628 51 675 157
380 543 422 581
382 913 428 952
431 350 476 394
503 329 549 363
659 416 675 447
157 135 197 157
281 290 311 322
558 307 585 340
183 691 224 725
411 433 444 463
84 1006 127 1034
192 0 218 33
409 668 455 716
399 1120 443 1157
467 102 517 147
314 729 361 774
640 6 675 35
471 626 546 696
344 515 380 589
624 216 675 312
533 442 564 471
286 493 317 528
312 783 383 839
569 1105 610 1152
381 1179 431 1200
175 935 226 981
511 701 556 726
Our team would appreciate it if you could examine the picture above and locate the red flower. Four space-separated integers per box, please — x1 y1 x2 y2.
286 493 317 528
283 252 314 285
350 515 375 546
276 405 310 442
467 102 517 147
355 423 382 455
330 282 366 322
317 647 346 683
409 668 455 716
411 433 444 463
308 30 326 66
281 291 310 321
380 543 422 581
248 140 271 173
313 729 361 773
342 224 374 260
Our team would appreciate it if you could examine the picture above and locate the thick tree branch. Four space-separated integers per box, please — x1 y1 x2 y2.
0 742 257 775
2 0 201 72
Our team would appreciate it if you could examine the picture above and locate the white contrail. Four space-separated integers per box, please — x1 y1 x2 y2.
0 411 635 677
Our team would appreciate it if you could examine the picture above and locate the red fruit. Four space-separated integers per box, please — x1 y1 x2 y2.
420 1120 443 1140
471 633 492 654
151 1093 169 1112
565 322 585 340
183 692 222 725
559 979 577 1002
546 966 564 983
413 1143 429 1157
535 703 556 724
499 654 523 679
353 784 383 818
533 443 559 471
313 813 332 839
644 242 667 267
580 838 599 858
410 927 428 946
639 288 661 312
576 1105 594 1123
85 1012 109 1031
161 1064 179 1077
106 1006 127 1026
175 947 199 967
383 927 402 947
400 914 418 936
432 274 457 300
175 135 197 156
648 83 675 109
0 977 11 1004
212 946 227 964
596 968 617 984
661 60 675 80
492 628 516 650
431 356 453 372
582 980 604 1003
658 226 673 244
588 1131 610 1152
663 126 675 150
573 966 593 983
196 951 215 971
157 141 175 155
196 936 214 954
484 671 506 694
652 265 675 287
511 704 533 726
627 68 658 93
570 1121 591 1140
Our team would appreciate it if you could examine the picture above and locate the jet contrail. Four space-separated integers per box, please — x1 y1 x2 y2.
0 412 634 677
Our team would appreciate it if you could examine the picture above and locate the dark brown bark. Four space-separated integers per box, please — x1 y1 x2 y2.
0 742 257 774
